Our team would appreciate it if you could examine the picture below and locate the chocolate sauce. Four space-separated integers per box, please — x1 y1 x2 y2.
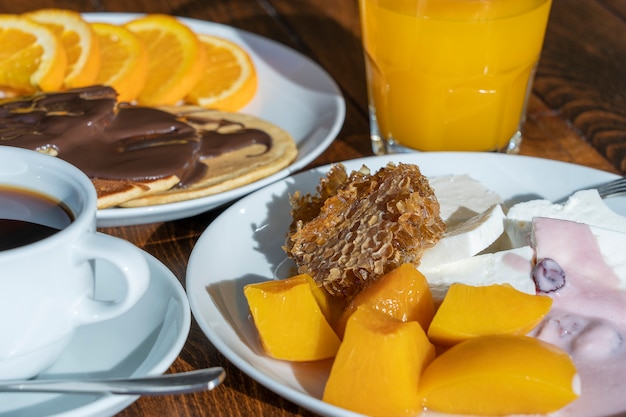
0 86 274 186
175 113 273 186
190 117 272 158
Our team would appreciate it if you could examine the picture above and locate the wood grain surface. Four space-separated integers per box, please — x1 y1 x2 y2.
1 0 624 416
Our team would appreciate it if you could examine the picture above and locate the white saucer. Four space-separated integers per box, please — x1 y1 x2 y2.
0 249 191 417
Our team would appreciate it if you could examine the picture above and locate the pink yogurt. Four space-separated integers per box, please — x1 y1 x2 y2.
530 217 626 417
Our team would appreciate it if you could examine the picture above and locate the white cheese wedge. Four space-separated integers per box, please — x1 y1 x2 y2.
429 174 503 225
506 190 626 248
419 204 505 270
420 246 535 302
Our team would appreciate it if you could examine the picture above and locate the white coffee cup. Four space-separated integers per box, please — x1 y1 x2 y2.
0 147 150 380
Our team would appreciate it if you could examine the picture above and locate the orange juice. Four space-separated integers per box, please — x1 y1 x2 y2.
360 0 552 152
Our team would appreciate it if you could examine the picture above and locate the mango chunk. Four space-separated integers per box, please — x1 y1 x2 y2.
243 274 340 361
419 334 579 415
336 263 435 337
427 283 552 346
324 305 436 416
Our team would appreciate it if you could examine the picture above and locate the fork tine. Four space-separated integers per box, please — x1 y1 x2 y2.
596 177 626 198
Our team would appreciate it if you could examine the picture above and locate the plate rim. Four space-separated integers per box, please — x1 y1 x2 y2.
186 152 623 417
87 12 345 227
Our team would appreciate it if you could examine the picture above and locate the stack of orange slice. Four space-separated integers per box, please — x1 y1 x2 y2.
0 9 257 111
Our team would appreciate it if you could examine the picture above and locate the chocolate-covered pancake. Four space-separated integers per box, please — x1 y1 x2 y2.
0 87 298 209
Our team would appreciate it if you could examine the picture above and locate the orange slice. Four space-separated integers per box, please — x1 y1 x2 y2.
23 9 100 88
125 14 206 106
186 34 257 111
90 22 148 102
0 14 67 92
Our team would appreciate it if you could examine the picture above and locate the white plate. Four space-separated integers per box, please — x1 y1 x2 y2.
186 152 626 417
85 13 346 227
0 247 191 417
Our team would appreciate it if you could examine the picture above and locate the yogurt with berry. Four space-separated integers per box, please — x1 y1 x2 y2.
530 217 626 417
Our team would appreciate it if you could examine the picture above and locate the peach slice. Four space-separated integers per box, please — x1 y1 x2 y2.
427 283 552 346
243 274 340 361
324 305 435 416
336 263 435 337
419 334 579 415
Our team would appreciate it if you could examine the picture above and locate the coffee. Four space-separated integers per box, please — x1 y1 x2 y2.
0 186 73 251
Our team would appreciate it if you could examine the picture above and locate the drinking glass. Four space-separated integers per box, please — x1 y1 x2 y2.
359 0 553 154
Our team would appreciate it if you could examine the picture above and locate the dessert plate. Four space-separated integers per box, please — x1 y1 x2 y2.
0 248 191 417
186 152 626 417
86 13 345 227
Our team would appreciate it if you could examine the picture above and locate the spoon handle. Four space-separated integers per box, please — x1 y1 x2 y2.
0 367 225 395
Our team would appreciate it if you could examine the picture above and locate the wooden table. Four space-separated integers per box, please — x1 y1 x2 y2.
2 0 625 416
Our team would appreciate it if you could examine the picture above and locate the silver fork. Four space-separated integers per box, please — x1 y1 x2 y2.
556 176 626 203
594 177 626 198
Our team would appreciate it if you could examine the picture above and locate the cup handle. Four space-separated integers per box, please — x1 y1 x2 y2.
72 232 150 325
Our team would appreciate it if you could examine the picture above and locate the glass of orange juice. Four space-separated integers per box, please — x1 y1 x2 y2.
360 0 553 154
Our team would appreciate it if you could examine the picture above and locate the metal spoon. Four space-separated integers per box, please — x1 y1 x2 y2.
0 367 225 395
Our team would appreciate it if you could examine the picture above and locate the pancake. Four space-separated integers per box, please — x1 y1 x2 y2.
0 87 298 210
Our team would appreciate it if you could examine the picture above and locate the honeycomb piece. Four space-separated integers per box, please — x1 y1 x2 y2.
285 163 446 300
